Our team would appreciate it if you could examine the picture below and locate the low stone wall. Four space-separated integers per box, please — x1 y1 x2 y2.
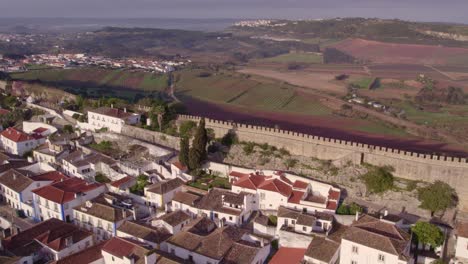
121 125 180 150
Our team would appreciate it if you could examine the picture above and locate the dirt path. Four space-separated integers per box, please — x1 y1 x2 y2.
239 67 467 149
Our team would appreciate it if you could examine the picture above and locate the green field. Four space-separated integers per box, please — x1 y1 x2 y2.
350 77 374 89
259 52 323 64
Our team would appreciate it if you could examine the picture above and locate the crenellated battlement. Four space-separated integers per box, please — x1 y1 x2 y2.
178 114 467 164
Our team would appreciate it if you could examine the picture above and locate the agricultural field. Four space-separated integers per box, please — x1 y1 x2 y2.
257 52 323 64
330 38 468 66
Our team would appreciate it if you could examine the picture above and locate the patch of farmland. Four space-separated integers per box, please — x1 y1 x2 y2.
230 83 296 110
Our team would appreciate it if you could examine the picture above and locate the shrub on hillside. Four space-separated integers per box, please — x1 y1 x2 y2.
361 166 394 194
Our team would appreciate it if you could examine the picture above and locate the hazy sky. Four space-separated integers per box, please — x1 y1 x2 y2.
2 0 468 23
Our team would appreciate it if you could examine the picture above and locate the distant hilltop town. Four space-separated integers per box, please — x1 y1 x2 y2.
0 51 190 73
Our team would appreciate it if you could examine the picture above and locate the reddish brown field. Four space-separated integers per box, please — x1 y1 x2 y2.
331 38 468 66
181 96 468 157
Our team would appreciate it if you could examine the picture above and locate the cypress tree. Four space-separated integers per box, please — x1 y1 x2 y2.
179 137 189 167
188 118 208 170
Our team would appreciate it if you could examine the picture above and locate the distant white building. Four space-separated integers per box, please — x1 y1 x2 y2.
0 127 46 156
86 106 141 133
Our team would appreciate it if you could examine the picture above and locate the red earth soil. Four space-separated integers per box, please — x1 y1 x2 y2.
180 96 468 157
331 38 468 65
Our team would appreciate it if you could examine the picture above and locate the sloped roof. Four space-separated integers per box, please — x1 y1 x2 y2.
0 169 32 192
102 237 150 264
158 210 192 227
342 214 411 259
288 190 305 204
74 195 132 222
30 171 68 183
258 178 293 197
172 191 202 206
52 241 106 264
118 221 171 244
2 218 92 256
269 247 306 264
1 127 39 142
457 221 468 238
305 237 340 262
90 107 133 119
146 178 184 195
33 177 103 204
221 242 262 264
292 180 309 189
110 176 135 188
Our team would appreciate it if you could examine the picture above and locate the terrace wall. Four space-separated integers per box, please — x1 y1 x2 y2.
121 125 180 150
179 115 468 210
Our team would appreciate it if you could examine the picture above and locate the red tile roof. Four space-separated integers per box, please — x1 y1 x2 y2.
30 171 68 183
33 177 103 204
293 180 309 189
327 201 338 210
172 161 187 171
110 176 135 188
229 171 249 178
52 241 106 264
1 127 37 142
32 127 48 133
258 178 293 197
269 247 306 264
328 189 340 200
102 237 150 260
288 190 305 204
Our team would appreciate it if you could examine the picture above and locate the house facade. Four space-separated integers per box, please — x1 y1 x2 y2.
87 107 141 133
0 127 45 156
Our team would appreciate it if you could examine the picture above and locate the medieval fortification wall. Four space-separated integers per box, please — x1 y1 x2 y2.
179 115 468 210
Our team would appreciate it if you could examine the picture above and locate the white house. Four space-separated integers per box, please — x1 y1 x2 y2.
32 177 106 222
73 193 134 241
166 217 271 264
231 171 340 214
0 127 46 156
101 237 157 264
61 149 117 181
117 220 172 250
152 210 192 235
87 106 141 133
339 214 413 264
453 221 468 264
0 169 68 217
1 218 94 263
144 178 184 210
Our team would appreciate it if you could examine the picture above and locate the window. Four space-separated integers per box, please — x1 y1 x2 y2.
260 193 265 200
189 255 193 261
378 254 385 262
351 261 357 264
229 216 233 220
302 226 307 231
352 245 359 254
171 249 175 254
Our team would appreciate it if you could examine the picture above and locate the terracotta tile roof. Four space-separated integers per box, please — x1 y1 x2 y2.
292 180 308 189
222 242 262 264
269 247 306 264
52 241 106 264
1 127 38 142
304 193 327 204
110 176 135 188
146 178 184 195
228 171 249 178
172 191 202 206
0 169 32 192
258 178 292 197
277 206 301 219
343 214 411 258
172 161 187 171
33 177 104 204
195 189 244 216
297 214 317 226
327 201 338 210
457 221 468 238
288 190 305 204
232 174 267 190
158 210 192 227
32 127 48 133
222 192 245 206
328 189 340 200
30 171 68 183
74 195 132 222
305 237 340 262
102 237 150 264
91 107 133 119
2 218 92 256
118 221 171 244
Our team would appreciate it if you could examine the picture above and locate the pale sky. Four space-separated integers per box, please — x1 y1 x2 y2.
1 0 468 23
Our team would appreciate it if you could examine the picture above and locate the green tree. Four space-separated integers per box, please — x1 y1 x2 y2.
411 222 444 249
361 166 394 194
179 137 190 167
63 124 74 134
179 120 196 138
418 181 457 215
284 158 298 170
188 118 208 170
150 104 166 131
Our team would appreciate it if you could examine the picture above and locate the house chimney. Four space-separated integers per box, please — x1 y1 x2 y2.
384 210 388 216
355 211 360 222
111 104 114 109
13 173 16 180
124 108 127 113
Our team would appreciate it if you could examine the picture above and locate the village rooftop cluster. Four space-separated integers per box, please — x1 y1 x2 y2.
0 84 466 263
